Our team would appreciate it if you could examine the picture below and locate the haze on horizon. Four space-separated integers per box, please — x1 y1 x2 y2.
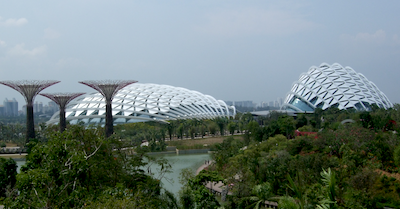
0 1 399 109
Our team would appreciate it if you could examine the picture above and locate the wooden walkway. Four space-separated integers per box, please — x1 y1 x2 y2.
196 159 278 208
205 181 232 196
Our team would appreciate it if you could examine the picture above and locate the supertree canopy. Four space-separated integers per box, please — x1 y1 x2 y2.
0 80 60 142
79 80 137 137
40 92 85 132
47 83 236 126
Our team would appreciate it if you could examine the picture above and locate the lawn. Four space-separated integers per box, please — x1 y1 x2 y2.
166 135 243 150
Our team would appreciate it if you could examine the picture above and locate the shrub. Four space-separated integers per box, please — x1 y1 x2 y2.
0 158 17 198
394 145 400 167
286 136 314 155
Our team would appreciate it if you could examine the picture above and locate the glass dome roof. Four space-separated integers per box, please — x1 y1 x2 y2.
47 83 236 125
282 63 393 111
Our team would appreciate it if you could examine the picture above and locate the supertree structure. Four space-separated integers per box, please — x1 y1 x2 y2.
0 80 60 142
79 80 137 137
40 92 85 132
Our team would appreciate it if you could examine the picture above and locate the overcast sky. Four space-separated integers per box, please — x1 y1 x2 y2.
1 1 399 108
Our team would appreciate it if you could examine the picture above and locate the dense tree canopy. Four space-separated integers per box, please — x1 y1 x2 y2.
2 105 400 208
206 106 400 208
1 125 176 208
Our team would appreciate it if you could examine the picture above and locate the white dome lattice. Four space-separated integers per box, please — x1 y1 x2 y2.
47 83 236 125
281 63 393 111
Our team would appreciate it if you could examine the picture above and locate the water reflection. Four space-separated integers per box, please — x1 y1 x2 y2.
148 153 211 195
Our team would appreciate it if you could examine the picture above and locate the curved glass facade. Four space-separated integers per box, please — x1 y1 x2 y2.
289 96 314 111
281 63 393 111
47 83 236 125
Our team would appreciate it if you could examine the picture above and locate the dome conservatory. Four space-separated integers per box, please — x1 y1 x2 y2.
281 63 393 112
47 83 236 125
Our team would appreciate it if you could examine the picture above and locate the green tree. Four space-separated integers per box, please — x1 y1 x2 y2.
247 182 274 209
208 122 218 136
179 170 222 209
277 116 296 139
177 123 184 139
0 158 17 199
317 168 337 209
228 121 237 135
247 121 266 142
214 117 228 136
278 196 300 209
394 144 400 167
213 136 244 169
296 114 308 129
199 124 207 138
167 122 176 140
9 125 175 208
189 126 196 139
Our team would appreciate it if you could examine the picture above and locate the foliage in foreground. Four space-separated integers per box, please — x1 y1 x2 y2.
207 106 400 208
0 158 17 200
0 125 175 208
179 169 223 209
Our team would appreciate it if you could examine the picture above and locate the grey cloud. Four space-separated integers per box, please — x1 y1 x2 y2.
193 8 317 37
7 44 47 56
0 16 28 27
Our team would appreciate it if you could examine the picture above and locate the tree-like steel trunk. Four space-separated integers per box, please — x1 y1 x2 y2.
59 108 66 133
78 80 137 138
26 103 35 143
105 99 113 137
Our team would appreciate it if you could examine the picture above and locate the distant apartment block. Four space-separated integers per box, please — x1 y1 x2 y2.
225 101 233 106
0 105 4 116
3 98 18 116
278 98 284 107
44 101 59 114
234 101 254 108
264 98 284 108
21 101 59 116
226 99 284 110
260 101 269 108
34 101 43 113
269 101 274 107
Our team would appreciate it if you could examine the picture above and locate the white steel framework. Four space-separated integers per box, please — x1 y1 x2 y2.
47 83 236 125
281 63 393 111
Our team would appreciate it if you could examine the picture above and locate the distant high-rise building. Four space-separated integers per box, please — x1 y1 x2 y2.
225 101 233 106
22 105 26 115
34 102 43 113
274 100 280 107
0 105 4 116
42 101 59 115
261 101 268 108
234 101 254 108
278 98 284 106
4 98 18 116
269 101 274 107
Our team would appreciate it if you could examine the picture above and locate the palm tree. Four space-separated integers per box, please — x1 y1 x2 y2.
166 122 175 140
286 173 306 209
317 168 337 209
247 182 274 209
213 117 228 136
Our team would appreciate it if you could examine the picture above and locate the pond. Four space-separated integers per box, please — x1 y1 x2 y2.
148 153 211 195
14 153 211 196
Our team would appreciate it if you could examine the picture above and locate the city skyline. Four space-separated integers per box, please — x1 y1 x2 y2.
0 95 281 116
0 1 399 106
0 98 58 116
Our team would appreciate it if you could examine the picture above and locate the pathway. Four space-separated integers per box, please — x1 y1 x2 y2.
196 160 212 175
0 153 27 158
195 160 232 196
